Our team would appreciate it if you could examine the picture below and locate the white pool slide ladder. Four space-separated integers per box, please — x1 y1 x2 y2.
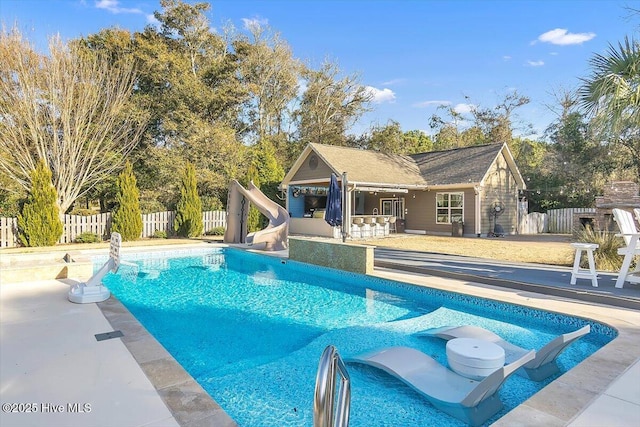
68 232 137 304
313 345 351 427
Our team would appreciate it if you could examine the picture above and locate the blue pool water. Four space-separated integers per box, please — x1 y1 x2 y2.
100 247 616 427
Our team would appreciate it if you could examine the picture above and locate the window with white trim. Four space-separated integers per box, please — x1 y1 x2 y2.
436 192 464 224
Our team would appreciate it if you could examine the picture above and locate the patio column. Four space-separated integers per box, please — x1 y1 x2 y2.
342 172 350 241
474 186 482 237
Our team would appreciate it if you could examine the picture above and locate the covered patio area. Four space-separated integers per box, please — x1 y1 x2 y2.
285 176 409 239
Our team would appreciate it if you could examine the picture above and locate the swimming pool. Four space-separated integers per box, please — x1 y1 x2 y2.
99 247 616 426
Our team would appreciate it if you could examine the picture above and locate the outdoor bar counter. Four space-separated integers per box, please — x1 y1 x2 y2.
289 211 340 238
350 215 394 238
289 213 396 239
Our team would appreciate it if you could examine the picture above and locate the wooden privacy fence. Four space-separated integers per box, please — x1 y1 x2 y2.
547 208 595 234
0 210 227 248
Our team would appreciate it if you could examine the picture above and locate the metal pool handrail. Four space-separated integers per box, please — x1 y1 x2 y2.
313 345 351 427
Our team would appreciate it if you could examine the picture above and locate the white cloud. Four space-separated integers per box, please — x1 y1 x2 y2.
503 55 512 61
413 100 450 108
365 86 396 104
453 103 475 115
242 17 269 32
146 14 160 27
95 0 142 14
536 28 595 45
381 78 406 86
526 60 545 67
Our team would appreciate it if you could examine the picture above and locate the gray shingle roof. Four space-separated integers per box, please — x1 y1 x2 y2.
310 143 428 186
309 143 505 187
410 143 504 186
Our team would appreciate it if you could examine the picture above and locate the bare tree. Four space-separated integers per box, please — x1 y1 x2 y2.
0 28 147 212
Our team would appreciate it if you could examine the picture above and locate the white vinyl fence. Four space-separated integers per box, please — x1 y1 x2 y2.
0 210 226 248
518 212 548 234
0 217 18 248
61 212 111 244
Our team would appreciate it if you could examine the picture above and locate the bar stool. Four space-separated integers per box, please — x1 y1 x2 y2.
388 216 397 233
363 216 375 238
352 217 363 239
376 216 388 236
570 243 599 287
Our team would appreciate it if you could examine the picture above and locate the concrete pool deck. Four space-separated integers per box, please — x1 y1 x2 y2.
375 247 640 310
1 241 639 426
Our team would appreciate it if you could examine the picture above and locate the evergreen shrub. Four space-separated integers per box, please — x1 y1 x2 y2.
201 195 224 211
246 164 263 232
174 162 203 237
75 232 101 243
0 191 23 217
152 230 167 239
69 208 96 216
17 160 63 247
111 161 143 241
205 226 226 236
139 197 167 214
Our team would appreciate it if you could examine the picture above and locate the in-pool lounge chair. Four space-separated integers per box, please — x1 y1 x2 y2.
416 324 590 381
346 346 534 427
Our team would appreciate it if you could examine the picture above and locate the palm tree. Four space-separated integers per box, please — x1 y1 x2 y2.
579 36 640 124
579 36 640 182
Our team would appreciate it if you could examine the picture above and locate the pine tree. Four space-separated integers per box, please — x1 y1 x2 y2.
17 160 63 247
111 161 142 241
254 139 285 185
242 140 286 232
174 162 203 237
246 164 262 232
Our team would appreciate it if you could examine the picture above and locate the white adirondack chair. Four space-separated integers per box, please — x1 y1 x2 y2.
612 208 640 288
635 208 640 226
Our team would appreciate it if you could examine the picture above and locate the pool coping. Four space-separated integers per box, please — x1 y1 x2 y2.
96 295 237 427
3 242 640 426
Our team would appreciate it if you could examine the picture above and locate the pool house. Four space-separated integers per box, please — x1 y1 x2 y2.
280 142 527 238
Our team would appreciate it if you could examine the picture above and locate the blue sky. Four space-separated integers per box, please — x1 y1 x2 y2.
2 0 639 139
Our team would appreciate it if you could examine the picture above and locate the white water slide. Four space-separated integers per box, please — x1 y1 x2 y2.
223 180 290 251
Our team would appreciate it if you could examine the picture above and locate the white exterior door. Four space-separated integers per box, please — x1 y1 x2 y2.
381 198 405 219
